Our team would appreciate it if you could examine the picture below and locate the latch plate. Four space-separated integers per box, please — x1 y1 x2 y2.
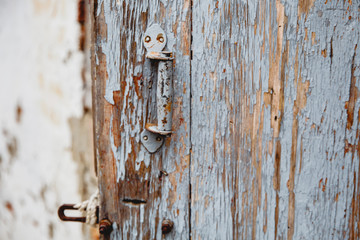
140 129 164 153
143 24 167 52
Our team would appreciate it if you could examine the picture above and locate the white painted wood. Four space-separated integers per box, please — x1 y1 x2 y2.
0 0 96 239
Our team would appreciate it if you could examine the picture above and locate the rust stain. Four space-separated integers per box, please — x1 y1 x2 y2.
97 3 107 40
268 2 288 235
5 201 14 214
321 49 327 58
273 141 282 191
112 90 123 148
78 0 86 51
180 20 190 56
132 74 143 98
346 45 358 130
349 170 360 239
165 101 172 113
298 0 316 17
319 178 328 192
335 192 340 202
268 5 287 138
311 32 316 46
273 140 281 239
16 104 22 123
344 139 358 158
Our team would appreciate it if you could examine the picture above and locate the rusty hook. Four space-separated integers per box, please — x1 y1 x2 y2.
58 204 99 223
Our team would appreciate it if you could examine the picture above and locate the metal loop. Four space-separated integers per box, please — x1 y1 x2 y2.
58 204 99 223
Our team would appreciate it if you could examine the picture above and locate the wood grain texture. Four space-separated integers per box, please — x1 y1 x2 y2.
191 0 360 239
91 0 191 239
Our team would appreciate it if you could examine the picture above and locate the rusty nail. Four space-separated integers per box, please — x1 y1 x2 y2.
161 219 174 234
99 218 112 235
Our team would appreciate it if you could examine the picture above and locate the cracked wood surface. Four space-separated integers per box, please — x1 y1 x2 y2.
92 0 360 239
91 0 191 239
191 0 360 239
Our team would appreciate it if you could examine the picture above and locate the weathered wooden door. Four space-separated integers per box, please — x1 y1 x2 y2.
92 0 360 239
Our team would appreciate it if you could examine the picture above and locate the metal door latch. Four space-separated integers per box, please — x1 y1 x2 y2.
141 24 174 153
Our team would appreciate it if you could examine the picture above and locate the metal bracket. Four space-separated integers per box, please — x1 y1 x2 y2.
140 129 164 153
141 24 174 153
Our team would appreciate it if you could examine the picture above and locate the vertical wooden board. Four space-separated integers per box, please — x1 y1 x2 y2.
91 0 191 239
191 0 360 239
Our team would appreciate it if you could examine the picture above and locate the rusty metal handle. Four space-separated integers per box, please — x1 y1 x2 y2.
144 33 174 135
141 24 174 153
58 204 99 223
148 57 173 135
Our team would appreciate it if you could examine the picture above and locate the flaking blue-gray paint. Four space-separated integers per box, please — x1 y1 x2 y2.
93 0 191 239
191 0 360 239
94 0 360 239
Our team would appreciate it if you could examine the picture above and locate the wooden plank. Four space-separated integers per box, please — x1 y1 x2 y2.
91 1 191 239
191 1 360 239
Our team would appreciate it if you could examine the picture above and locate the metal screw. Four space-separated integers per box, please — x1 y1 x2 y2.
156 136 162 142
145 36 151 43
159 36 164 43
143 135 148 141
161 219 174 234
99 218 112 235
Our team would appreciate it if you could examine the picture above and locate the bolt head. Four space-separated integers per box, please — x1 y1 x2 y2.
143 135 148 141
161 219 174 234
99 219 112 235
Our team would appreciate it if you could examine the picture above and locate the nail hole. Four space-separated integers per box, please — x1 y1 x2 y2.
157 33 164 43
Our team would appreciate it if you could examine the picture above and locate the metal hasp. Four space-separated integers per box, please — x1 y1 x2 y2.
141 24 174 153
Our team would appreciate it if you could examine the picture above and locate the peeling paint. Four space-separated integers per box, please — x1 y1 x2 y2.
191 0 360 239
92 0 359 239
93 0 191 239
